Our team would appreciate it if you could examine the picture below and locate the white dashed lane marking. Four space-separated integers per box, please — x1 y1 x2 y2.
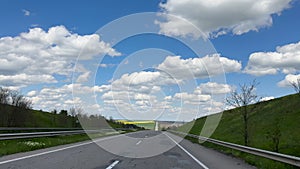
136 140 142 145
106 160 120 169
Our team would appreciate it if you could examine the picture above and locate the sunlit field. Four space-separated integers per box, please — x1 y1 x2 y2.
117 120 155 130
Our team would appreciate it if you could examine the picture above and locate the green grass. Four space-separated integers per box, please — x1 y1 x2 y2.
0 103 79 128
0 134 91 157
0 103 144 157
0 103 143 130
177 93 300 169
0 132 123 157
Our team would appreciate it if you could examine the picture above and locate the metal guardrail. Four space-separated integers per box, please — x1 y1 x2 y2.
0 127 136 131
0 127 135 140
169 130 300 167
0 127 83 131
0 130 105 140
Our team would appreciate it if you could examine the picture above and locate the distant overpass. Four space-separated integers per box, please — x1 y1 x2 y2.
116 120 187 130
155 121 187 131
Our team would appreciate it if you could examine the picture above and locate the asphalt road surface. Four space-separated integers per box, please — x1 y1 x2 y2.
0 131 256 169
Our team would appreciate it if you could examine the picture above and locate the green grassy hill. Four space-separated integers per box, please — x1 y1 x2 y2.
0 103 141 130
177 93 300 169
0 104 78 128
0 104 143 157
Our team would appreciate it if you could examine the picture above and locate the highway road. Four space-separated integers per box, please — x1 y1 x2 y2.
0 131 256 169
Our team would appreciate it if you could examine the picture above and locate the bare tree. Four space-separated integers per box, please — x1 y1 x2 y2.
226 80 260 146
69 107 76 117
17 98 32 109
69 107 83 116
75 107 83 115
290 78 300 95
51 109 57 114
10 91 22 106
0 87 10 104
10 91 32 109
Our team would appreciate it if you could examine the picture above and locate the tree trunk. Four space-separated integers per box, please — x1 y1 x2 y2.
243 107 249 146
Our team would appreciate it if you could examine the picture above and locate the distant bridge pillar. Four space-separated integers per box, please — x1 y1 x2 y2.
155 121 159 131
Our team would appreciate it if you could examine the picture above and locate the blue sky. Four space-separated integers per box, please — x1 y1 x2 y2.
1 0 300 121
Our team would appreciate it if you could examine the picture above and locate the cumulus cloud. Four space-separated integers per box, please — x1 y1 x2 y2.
95 55 237 120
174 92 211 105
98 63 116 68
101 71 169 104
64 97 83 105
0 74 57 88
172 82 230 105
195 82 232 95
158 0 292 38
278 74 300 87
157 54 241 79
97 70 184 120
110 71 178 92
76 72 91 83
27 83 108 112
27 91 37 97
106 77 227 118
245 41 300 76
260 96 275 102
0 25 120 88
165 82 227 118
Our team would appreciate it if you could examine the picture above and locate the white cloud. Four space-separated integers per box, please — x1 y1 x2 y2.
157 54 241 80
22 9 30 16
158 0 292 38
27 83 108 112
111 71 178 92
260 96 275 102
65 97 82 105
164 96 172 101
172 82 230 105
27 91 37 97
278 74 300 87
69 83 110 94
0 74 57 87
95 56 236 120
99 63 115 68
97 70 184 120
174 92 211 105
0 25 120 88
101 71 165 103
76 72 91 83
245 41 300 76
195 82 232 95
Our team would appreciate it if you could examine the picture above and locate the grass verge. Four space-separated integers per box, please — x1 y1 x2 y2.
176 93 300 169
0 131 128 157
0 134 91 157
184 136 297 169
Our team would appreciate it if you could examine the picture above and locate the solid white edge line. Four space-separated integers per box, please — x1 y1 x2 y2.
0 134 122 165
106 160 120 169
136 140 142 145
164 132 209 169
